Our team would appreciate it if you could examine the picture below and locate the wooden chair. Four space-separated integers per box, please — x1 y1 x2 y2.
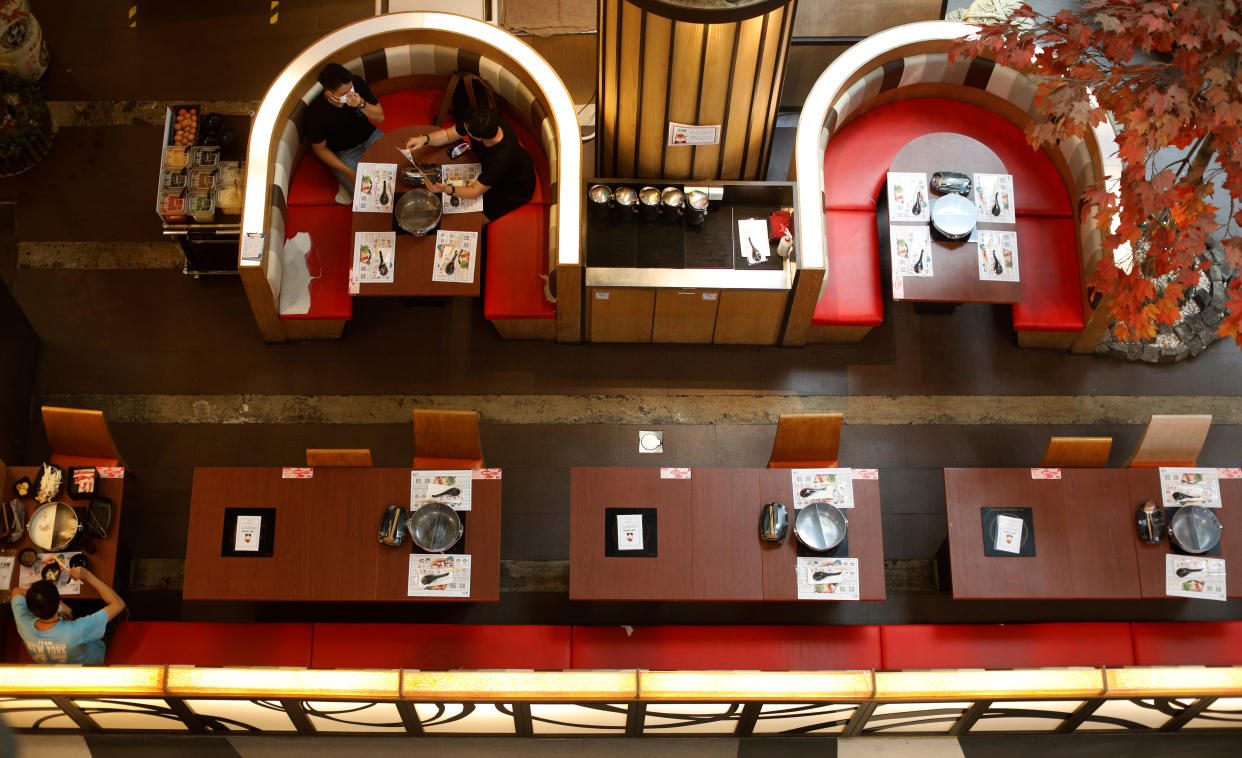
306 449 373 467
1040 437 1112 468
1126 414 1212 467
767 412 843 469
41 406 124 468
413 409 484 469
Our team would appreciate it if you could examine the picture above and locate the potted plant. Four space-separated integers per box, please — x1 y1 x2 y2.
0 70 51 176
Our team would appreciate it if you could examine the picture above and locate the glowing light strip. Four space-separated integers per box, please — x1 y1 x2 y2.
241 12 580 266
875 669 1106 700
402 671 637 701
1106 667 1242 697
0 665 166 696
638 671 874 701
165 667 400 698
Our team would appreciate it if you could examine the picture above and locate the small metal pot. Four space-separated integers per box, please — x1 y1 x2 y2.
1169 505 1222 554
613 186 638 221
638 186 662 222
26 502 83 552
684 190 709 228
661 187 684 222
589 184 613 220
408 502 463 553
794 502 848 552
931 193 976 240
394 188 442 236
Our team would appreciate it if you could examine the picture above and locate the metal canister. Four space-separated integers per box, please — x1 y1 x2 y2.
638 186 661 222
613 186 638 221
685 189 709 228
660 187 684 222
588 184 613 220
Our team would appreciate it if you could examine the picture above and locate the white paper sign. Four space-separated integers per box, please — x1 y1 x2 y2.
796 557 860 600
791 469 855 510
352 162 397 213
1165 554 1226 601
432 229 479 284
240 232 265 262
408 553 471 597
410 470 472 511
973 173 1016 224
668 122 721 146
886 172 930 223
890 224 933 277
616 514 644 551
994 514 1024 554
1159 467 1223 509
234 516 262 552
977 230 1020 282
440 163 483 214
353 231 396 284
0 556 14 591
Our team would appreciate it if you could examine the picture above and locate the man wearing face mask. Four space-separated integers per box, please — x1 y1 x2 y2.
305 62 386 204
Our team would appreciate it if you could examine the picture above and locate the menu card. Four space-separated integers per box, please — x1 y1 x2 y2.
796 556 860 600
1160 467 1222 509
18 554 82 595
1165 554 1226 601
432 229 478 284
973 173 1016 224
791 469 855 510
886 172 930 223
0 555 14 591
616 514 644 550
234 515 262 551
408 553 471 597
890 225 933 277
977 230 1020 282
410 470 472 511
440 163 483 214
353 162 396 213
352 231 396 284
994 514 1024 554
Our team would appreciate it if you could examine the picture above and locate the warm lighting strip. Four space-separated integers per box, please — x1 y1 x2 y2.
875 669 1106 701
1106 667 1242 697
241 12 581 267
0 665 166 696
165 667 401 699
638 671 874 702
401 671 637 701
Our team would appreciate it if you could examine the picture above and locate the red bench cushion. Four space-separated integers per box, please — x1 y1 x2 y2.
1131 622 1242 666
823 98 1072 218
282 204 353 321
813 210 884 326
571 625 882 671
485 204 554 320
311 624 571 670
109 622 313 667
1011 216 1085 331
880 623 1135 670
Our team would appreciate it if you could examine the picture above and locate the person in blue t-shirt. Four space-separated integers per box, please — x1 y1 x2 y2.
10 559 126 665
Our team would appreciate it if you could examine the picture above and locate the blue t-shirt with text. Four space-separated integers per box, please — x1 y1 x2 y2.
11 596 107 664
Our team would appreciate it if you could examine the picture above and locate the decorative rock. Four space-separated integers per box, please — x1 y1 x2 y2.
1141 344 1161 362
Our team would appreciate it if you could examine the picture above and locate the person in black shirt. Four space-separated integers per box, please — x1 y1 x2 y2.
405 108 536 222
304 63 385 203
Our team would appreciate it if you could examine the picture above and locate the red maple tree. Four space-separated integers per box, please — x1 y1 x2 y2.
949 0 1242 346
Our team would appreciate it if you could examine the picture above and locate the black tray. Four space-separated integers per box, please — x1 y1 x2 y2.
981 506 1035 557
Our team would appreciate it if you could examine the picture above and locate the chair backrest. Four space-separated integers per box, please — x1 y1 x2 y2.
41 406 123 464
412 409 483 467
1127 414 1212 467
306 449 373 467
1040 437 1112 468
768 412 843 469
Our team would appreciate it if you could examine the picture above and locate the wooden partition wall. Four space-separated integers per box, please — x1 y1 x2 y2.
597 0 797 181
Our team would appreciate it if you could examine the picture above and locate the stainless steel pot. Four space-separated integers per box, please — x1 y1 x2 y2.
931 193 976 240
685 190 708 228
794 502 847 552
589 184 613 220
1169 505 1222 554
394 188 442 236
613 186 637 221
408 502 463 553
661 187 684 222
638 186 661 222
26 502 83 552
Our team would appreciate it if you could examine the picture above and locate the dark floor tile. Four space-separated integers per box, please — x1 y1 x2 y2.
838 425 906 468
739 738 836 757
959 733 1242 758
613 424 716 468
715 424 776 468
501 513 570 561
85 735 241 758
881 514 947 560
519 424 622 468
903 425 1054 469
878 469 947 515
497 468 570 516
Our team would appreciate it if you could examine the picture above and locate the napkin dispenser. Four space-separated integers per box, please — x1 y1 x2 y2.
759 501 789 543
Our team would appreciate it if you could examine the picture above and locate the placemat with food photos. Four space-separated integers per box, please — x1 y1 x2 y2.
220 508 276 557
604 507 658 557
981 506 1036 557
410 512 467 555
1165 506 1222 556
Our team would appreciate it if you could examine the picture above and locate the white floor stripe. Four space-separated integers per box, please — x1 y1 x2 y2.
839 737 966 758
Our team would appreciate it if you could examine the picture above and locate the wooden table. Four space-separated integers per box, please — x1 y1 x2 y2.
1 466 124 600
183 468 501 602
352 125 484 297
569 467 885 601
888 133 1022 304
944 468 1242 599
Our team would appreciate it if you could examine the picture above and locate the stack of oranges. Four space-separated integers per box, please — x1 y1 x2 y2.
173 107 199 146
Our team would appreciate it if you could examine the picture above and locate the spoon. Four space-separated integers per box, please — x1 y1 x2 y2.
421 572 451 585
1142 502 1158 542
377 250 388 278
1176 567 1204 577
444 248 461 276
993 250 1004 276
799 487 828 498
812 571 842 581
991 191 1002 217
749 237 763 262
913 244 925 274
911 191 923 217
431 486 461 498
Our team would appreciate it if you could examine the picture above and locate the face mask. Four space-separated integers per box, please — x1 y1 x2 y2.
330 85 355 104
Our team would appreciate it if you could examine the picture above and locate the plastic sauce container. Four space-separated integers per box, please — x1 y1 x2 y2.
161 169 187 191
216 184 243 215
189 168 216 193
163 145 190 169
190 145 220 169
217 160 241 186
187 191 215 223
158 191 188 223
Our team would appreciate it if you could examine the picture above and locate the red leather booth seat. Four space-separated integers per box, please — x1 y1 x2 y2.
4 621 313 667
814 210 885 326
571 625 882 671
310 623 571 670
1130 622 1242 667
1011 216 1085 331
880 623 1135 670
281 203 354 322
485 204 554 321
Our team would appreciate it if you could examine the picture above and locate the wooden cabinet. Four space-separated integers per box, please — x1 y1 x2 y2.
587 287 655 342
653 289 719 343
714 290 788 344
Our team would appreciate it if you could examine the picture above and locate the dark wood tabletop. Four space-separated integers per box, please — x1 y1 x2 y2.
569 467 885 601
944 468 1241 599
352 125 484 297
888 133 1022 304
183 467 500 602
2 466 124 601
